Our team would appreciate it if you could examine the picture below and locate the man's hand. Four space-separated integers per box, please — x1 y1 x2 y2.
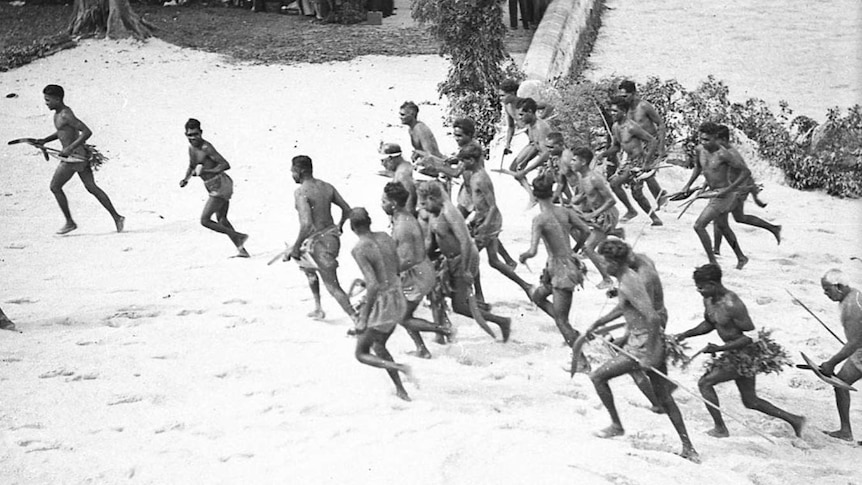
819 361 836 377
703 343 722 354
59 147 72 158
518 252 532 264
288 245 302 261
179 179 188 188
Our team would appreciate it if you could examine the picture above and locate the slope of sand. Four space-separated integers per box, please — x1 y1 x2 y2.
1 39 861 484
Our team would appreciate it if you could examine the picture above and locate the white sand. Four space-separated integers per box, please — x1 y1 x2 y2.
1 39 861 484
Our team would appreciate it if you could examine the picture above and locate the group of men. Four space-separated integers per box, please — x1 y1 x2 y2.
13 82 861 457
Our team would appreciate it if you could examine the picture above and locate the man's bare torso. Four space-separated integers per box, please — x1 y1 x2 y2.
296 179 338 232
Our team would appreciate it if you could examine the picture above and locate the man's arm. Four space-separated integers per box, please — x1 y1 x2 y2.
583 177 616 220
352 247 378 331
444 208 474 279
618 272 661 325
681 150 703 192
504 111 516 151
643 103 667 157
631 124 657 166
289 191 314 258
716 149 751 196
597 125 622 160
331 187 352 231
179 150 195 187
414 123 442 158
58 111 92 157
199 144 231 174
821 301 862 376
516 150 550 178
519 217 542 263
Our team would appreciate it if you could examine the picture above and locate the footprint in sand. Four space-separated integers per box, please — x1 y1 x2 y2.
222 299 249 305
218 453 254 462
105 307 161 327
18 440 63 453
107 394 144 406
65 373 98 382
176 309 206 316
5 297 37 304
39 368 75 379
154 422 185 434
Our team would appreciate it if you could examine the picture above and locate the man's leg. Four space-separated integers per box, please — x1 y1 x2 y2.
610 173 638 221
49 163 78 233
649 364 699 462
497 241 518 269
216 200 249 256
551 288 577 346
731 202 781 245
630 370 664 413
487 239 532 296
402 298 451 359
78 167 124 231
698 366 740 437
355 329 411 401
316 264 356 319
693 204 722 265
589 355 642 437
200 197 247 246
826 361 862 441
451 275 511 341
713 221 725 256
714 212 747 269
736 376 806 437
302 269 325 319
583 231 613 288
630 181 662 226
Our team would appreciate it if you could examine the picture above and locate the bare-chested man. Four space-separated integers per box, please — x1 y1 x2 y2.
618 80 667 205
180 118 249 258
597 96 662 226
680 122 752 269
583 239 699 462
818 269 862 442
712 125 781 256
674 264 805 438
519 177 586 347
400 101 443 168
379 143 417 215
566 147 618 289
417 181 512 341
349 207 413 401
382 182 452 358
509 98 551 172
36 84 124 235
286 155 356 321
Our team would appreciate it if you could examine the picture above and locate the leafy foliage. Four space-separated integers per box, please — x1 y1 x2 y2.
412 0 511 145
552 75 861 198
703 329 791 377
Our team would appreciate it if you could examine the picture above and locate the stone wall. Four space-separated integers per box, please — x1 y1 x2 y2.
521 0 604 81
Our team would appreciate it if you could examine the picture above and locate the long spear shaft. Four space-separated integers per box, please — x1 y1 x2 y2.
785 289 845 345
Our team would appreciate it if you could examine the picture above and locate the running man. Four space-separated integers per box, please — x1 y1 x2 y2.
583 240 699 462
674 264 806 438
382 182 452 358
597 96 662 226
566 146 618 289
618 80 668 211
379 143 418 215
349 207 413 401
400 101 444 171
36 84 124 235
712 125 780 256
417 181 512 341
680 122 753 269
180 118 249 258
509 98 551 172
286 155 356 321
818 268 862 442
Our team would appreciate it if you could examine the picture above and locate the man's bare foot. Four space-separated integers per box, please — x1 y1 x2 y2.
0 317 16 331
237 233 249 248
650 215 663 226
396 389 411 401
824 429 854 441
407 349 432 359
791 416 806 438
114 215 125 233
498 317 511 343
620 211 639 222
236 247 250 258
307 309 325 320
706 427 730 438
597 279 614 290
593 424 624 439
656 189 669 210
754 196 768 208
678 446 701 464
774 225 782 245
56 222 77 235
713 248 721 256
736 256 749 270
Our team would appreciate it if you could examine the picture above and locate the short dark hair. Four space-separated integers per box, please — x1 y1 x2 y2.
292 155 313 175
43 84 64 99
532 176 554 200
572 147 593 162
400 101 419 116
698 121 723 136
516 97 538 113
453 117 475 138
546 132 564 145
693 264 722 284
349 207 371 230
500 78 520 94
716 124 731 141
618 80 637 94
610 95 630 110
598 239 631 264
383 181 410 208
416 180 444 200
185 118 201 131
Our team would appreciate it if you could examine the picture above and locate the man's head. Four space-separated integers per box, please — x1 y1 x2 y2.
609 96 630 122
452 117 475 148
43 84 64 110
597 239 631 277
821 268 852 302
693 263 723 298
698 121 723 152
532 175 554 201
379 142 404 171
349 207 372 234
516 97 538 126
457 142 484 170
617 80 637 103
399 101 419 125
571 146 594 172
381 181 409 216
716 124 731 143
416 180 445 215
544 132 565 157
499 78 520 102
185 118 203 148
291 155 313 183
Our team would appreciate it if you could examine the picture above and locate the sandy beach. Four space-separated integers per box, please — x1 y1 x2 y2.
1 39 861 484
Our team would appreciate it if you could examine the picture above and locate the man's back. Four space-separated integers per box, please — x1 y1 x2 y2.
296 178 338 231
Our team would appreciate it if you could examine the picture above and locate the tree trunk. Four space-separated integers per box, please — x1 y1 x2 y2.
69 0 153 40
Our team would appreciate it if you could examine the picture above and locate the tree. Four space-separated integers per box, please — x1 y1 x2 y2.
68 0 154 40
412 0 511 145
